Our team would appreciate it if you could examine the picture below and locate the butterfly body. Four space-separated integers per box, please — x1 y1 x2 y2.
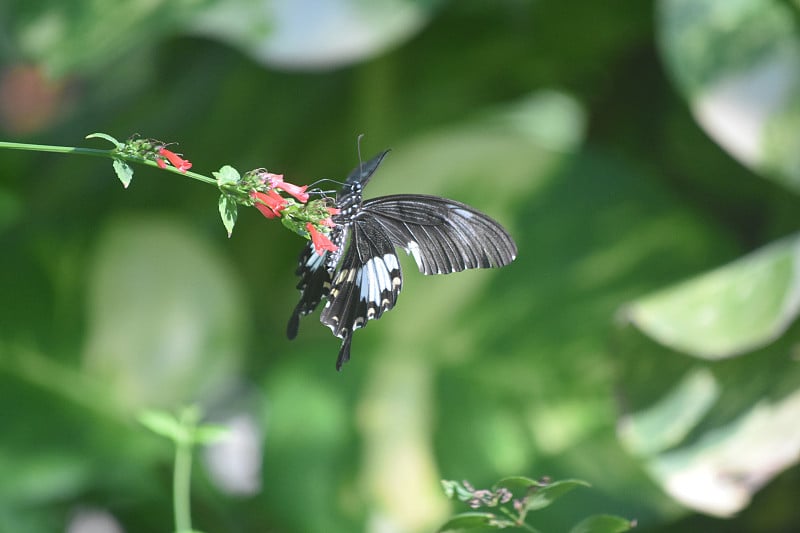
288 150 517 370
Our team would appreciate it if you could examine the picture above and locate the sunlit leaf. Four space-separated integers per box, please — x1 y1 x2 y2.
657 0 800 191
190 0 431 71
623 233 800 359
218 194 238 238
112 159 133 188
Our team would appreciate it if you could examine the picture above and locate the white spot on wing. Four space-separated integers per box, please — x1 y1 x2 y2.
406 241 423 269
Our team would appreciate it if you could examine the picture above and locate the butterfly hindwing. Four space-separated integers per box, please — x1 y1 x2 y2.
286 225 347 339
320 217 402 370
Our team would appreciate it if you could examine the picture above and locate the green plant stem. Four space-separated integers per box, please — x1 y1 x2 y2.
173 411 196 533
0 140 216 185
497 507 541 533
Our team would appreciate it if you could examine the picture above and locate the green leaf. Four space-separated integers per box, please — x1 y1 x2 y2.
623 233 800 359
218 194 238 238
657 0 800 191
493 476 548 493
193 425 230 445
213 165 240 187
137 409 185 443
619 369 719 456
569 514 635 533
85 132 122 148
437 512 514 532
523 479 590 512
112 159 133 188
441 479 476 502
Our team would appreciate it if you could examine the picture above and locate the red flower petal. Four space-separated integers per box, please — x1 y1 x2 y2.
158 147 192 172
306 222 338 255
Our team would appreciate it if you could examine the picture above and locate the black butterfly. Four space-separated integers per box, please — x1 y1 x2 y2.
287 150 517 370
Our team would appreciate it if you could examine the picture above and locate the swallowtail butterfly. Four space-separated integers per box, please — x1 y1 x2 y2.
287 150 517 370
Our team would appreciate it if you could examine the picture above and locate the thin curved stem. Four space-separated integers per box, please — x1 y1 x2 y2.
0 140 217 185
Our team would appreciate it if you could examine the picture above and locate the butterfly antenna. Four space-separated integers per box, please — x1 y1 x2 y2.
356 133 366 177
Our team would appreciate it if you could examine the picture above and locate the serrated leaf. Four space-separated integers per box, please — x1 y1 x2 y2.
86 132 121 148
137 410 185 443
437 512 513 532
623 233 800 359
523 479 590 512
213 165 240 186
569 514 635 533
112 159 133 188
218 194 238 238
193 425 230 445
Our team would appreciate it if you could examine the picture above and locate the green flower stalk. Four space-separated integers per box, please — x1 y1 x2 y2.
0 132 340 250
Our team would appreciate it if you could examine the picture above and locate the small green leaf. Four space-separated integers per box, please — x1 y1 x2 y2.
112 159 133 188
213 165 241 186
437 512 513 532
569 514 635 533
441 480 477 502
137 409 186 443
193 425 230 445
523 479 590 512
493 476 547 493
218 194 238 237
86 132 122 148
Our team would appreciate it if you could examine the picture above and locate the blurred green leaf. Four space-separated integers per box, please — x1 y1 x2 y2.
619 369 719 456
657 0 800 190
82 216 246 411
112 159 133 188
137 409 184 442
569 514 635 533
437 512 514 532
189 0 431 70
193 425 230 445
493 476 547 493
523 480 590 512
623 233 800 359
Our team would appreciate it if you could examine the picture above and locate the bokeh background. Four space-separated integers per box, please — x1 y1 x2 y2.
2 0 800 531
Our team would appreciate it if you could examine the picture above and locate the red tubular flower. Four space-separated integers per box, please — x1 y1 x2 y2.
306 222 338 255
265 172 309 203
251 190 288 218
158 147 192 172
327 207 341 215
320 217 336 228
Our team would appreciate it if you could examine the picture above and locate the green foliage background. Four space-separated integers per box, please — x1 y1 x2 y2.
1 0 799 531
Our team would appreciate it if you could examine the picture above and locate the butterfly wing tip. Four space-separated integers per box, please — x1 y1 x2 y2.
335 334 353 371
287 314 300 340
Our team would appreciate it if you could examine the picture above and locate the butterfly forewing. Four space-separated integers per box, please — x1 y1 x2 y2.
362 194 517 274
